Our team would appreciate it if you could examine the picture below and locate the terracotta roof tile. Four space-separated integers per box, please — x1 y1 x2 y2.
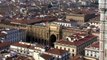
47 48 68 55
10 17 56 25
41 54 53 60
0 42 13 48
87 41 99 48
56 35 97 46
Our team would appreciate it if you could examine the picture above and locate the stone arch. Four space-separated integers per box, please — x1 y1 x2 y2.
49 34 56 47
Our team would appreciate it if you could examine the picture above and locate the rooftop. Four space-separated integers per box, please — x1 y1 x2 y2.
11 42 45 51
10 16 56 25
89 15 100 23
47 48 68 56
55 34 97 46
69 8 96 15
11 42 35 50
41 54 53 60
6 55 34 60
70 55 91 60
85 41 99 50
0 42 13 48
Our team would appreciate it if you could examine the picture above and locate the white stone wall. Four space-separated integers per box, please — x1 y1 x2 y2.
10 45 43 60
85 50 99 59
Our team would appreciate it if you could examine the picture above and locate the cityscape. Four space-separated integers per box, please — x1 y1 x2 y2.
0 0 106 60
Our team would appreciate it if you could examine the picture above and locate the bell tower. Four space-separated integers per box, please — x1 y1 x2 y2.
99 0 107 60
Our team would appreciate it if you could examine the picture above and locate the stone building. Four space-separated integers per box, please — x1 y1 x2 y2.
85 41 99 60
66 8 96 23
54 33 98 57
0 28 26 42
0 17 90 47
10 42 70 60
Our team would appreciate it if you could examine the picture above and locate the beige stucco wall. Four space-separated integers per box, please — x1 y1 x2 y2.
55 44 77 56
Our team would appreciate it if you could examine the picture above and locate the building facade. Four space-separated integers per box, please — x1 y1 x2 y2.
10 42 70 60
99 0 107 60
0 19 90 47
85 41 99 60
0 28 26 42
55 33 98 57
66 11 95 23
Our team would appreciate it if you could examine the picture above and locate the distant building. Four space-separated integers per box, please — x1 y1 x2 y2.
52 21 72 27
52 20 78 28
66 8 96 23
10 42 70 60
0 28 26 42
55 33 97 57
10 42 45 60
84 41 99 60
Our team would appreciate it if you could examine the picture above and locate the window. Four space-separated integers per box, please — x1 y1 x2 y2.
20 51 22 52
72 49 74 52
68 49 70 51
87 53 89 56
56 46 58 48
72 54 74 56
95 54 96 57
60 47 62 49
27 52 29 54
91 54 92 56
17 49 19 52
64 48 66 50
24 51 26 53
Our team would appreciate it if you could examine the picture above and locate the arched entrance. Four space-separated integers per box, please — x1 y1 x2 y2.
49 34 56 47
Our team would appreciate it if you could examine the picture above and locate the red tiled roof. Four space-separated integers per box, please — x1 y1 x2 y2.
6 55 34 60
10 17 56 24
12 42 34 49
47 48 68 55
70 55 90 60
87 41 99 48
91 42 99 48
0 42 13 48
11 42 43 51
70 8 96 15
56 35 97 46
41 54 53 60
